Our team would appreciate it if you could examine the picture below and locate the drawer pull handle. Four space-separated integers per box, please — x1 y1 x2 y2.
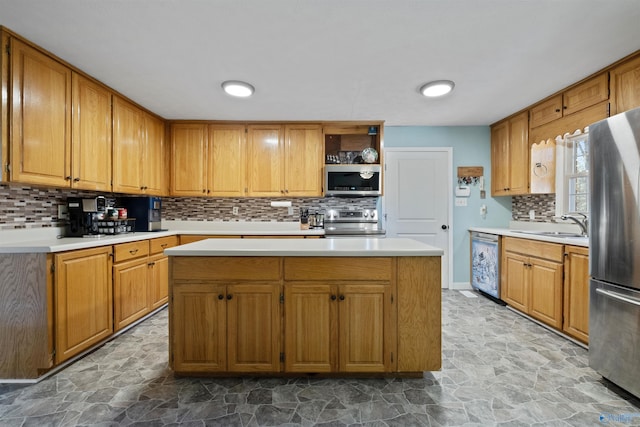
161 244 168 248
129 249 138 255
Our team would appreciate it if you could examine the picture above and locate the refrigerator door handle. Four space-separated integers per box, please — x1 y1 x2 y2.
595 287 640 307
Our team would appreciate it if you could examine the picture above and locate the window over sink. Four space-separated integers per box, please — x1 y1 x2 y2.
555 128 589 217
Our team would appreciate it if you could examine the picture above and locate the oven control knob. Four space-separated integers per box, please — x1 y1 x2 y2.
364 212 369 217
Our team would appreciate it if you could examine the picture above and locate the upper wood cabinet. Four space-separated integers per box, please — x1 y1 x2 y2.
113 96 166 194
530 73 609 128
113 96 144 193
284 124 323 196
71 73 112 191
170 123 208 196
610 54 640 115
247 124 284 197
491 111 529 196
10 38 72 187
143 113 167 195
209 124 246 197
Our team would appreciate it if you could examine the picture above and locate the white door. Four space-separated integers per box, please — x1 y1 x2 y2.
383 148 452 288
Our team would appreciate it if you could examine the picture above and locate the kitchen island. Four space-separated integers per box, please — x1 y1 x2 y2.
165 237 443 376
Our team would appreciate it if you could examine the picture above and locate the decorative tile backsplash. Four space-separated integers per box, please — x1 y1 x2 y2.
511 193 557 222
0 184 377 230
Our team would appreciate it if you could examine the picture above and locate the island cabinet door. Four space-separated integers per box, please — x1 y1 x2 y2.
171 283 227 372
226 283 281 372
284 283 338 373
338 284 392 373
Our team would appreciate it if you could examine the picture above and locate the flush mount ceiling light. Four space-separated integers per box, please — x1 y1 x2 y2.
221 80 255 97
419 80 455 98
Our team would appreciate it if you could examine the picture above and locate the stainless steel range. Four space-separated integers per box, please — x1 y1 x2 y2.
323 208 386 237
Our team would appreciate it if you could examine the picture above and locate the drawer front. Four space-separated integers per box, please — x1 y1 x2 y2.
284 257 393 281
503 237 563 262
171 256 281 281
114 240 149 263
149 235 179 254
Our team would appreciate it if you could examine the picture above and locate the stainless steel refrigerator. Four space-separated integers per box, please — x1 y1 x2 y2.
589 106 640 399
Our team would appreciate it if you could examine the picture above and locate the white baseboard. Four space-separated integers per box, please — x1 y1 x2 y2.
450 281 472 290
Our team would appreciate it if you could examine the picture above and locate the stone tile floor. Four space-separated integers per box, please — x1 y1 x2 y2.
1 290 639 426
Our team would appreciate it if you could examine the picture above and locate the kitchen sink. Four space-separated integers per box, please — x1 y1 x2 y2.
512 230 586 238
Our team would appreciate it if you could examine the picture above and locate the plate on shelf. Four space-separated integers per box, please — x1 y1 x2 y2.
361 147 378 163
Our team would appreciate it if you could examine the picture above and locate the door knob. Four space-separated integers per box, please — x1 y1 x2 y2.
441 225 449 230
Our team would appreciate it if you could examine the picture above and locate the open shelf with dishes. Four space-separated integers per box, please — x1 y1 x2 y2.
323 124 382 164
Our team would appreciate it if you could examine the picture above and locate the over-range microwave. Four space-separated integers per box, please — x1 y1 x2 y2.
324 164 382 197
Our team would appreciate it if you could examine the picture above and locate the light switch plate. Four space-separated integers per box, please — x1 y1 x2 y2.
455 198 467 207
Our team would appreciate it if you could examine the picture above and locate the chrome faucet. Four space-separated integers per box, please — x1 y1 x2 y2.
561 213 589 236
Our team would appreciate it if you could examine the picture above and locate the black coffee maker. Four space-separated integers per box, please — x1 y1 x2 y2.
66 196 106 237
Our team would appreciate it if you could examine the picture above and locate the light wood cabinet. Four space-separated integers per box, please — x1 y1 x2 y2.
10 38 72 187
501 237 564 329
71 73 112 191
113 236 177 331
170 123 208 196
491 111 529 196
113 96 166 194
54 246 113 364
113 96 144 193
171 258 281 373
169 255 441 375
563 245 589 343
284 124 323 196
143 113 167 195
530 73 609 129
284 282 390 373
247 124 285 196
209 124 247 196
610 54 640 115
148 235 178 309
283 257 394 373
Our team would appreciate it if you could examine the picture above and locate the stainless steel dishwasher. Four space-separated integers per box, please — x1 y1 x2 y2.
470 232 503 303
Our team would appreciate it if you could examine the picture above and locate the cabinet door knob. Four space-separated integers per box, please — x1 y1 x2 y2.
227 294 233 300
218 294 224 300
331 295 337 301
65 176 72 180
339 295 345 301
73 177 80 182
555 108 561 113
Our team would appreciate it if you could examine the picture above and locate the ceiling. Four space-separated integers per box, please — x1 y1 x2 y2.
2 0 640 126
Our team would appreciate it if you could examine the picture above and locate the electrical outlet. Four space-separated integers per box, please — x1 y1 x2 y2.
232 206 239 215
529 209 535 220
57 204 68 220
288 206 293 215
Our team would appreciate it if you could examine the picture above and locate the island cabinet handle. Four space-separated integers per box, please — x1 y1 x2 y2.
218 294 224 300
227 294 233 300
339 295 345 301
330 295 337 301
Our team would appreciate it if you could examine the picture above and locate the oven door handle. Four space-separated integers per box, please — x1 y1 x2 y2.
596 288 640 307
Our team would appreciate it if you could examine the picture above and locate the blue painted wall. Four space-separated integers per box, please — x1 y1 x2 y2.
384 126 512 284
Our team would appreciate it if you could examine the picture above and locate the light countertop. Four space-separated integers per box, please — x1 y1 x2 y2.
164 237 443 257
469 227 589 247
0 221 324 253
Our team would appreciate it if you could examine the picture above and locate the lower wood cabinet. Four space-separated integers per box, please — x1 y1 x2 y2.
54 246 113 364
563 245 590 343
169 255 441 375
502 237 564 329
284 282 391 373
113 236 178 331
171 282 281 373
